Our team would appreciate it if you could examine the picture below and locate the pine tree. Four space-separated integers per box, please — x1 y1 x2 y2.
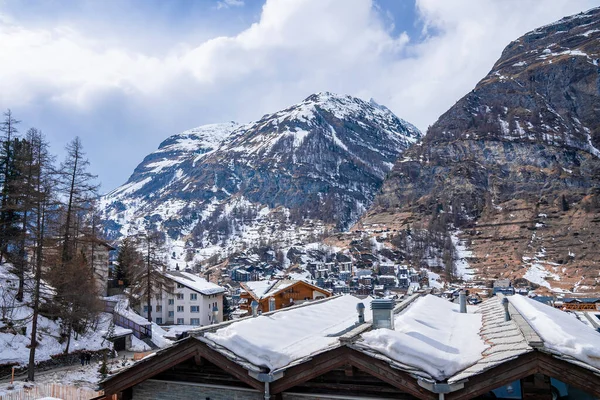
116 236 138 287
0 109 20 263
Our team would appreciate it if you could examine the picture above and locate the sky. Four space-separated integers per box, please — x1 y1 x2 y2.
0 0 599 192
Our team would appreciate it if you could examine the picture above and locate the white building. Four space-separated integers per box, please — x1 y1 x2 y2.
140 271 226 327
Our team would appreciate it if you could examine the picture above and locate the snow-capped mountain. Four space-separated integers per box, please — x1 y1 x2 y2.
99 93 420 266
359 7 600 293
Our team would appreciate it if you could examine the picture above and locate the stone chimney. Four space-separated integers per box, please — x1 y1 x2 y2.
371 299 394 329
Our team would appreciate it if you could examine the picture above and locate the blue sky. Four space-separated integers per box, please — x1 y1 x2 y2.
0 0 598 192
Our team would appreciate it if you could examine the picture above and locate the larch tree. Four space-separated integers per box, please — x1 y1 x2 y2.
128 231 173 323
23 129 56 381
47 137 101 354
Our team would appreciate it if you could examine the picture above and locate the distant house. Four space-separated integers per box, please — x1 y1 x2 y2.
338 261 352 273
561 298 600 311
378 275 398 288
239 279 331 314
139 271 226 326
378 263 396 275
78 236 116 296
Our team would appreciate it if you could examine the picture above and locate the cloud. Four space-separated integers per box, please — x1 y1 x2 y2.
216 0 245 10
0 0 598 190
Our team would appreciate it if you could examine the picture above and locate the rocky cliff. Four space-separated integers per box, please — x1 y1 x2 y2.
360 7 600 293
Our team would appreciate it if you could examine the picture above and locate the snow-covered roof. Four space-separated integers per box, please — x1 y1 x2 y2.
509 294 600 370
200 295 373 372
358 295 487 381
448 296 533 383
166 271 225 296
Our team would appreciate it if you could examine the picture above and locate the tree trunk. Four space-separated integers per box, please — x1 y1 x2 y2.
28 196 46 382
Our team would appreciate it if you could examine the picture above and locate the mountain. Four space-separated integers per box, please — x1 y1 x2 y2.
359 7 600 293
99 92 420 266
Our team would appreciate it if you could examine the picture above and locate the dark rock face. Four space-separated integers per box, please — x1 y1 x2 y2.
363 7 600 292
99 93 420 259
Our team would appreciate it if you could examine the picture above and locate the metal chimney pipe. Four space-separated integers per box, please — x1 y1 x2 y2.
356 302 365 324
212 305 219 324
269 297 276 312
251 300 259 317
371 299 394 329
502 297 511 321
459 290 467 314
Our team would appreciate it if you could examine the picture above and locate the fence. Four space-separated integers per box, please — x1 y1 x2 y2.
0 383 102 400
112 313 151 340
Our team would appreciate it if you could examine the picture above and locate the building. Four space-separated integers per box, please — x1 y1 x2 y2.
79 236 116 296
100 293 600 400
378 262 396 275
139 271 225 326
239 279 331 314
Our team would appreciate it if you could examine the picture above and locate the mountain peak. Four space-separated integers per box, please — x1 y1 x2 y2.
100 94 420 267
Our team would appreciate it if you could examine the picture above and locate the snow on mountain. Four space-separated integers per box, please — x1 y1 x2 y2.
99 93 420 267
360 6 600 293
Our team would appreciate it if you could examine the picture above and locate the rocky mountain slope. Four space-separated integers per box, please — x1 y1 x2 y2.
359 7 600 293
99 93 420 267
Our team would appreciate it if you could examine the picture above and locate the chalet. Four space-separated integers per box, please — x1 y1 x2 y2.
560 297 600 311
99 293 600 400
139 271 226 326
239 279 331 314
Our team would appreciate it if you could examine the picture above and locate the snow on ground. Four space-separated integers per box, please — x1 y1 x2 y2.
450 231 475 281
0 264 113 367
509 295 600 370
203 295 373 371
522 248 561 290
423 268 443 289
360 295 487 381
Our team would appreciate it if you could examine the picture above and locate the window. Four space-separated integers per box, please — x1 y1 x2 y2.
168 311 174 317
156 317 163 324
190 318 200 325
155 305 162 312
190 293 197 300
190 305 200 313
177 306 184 312
143 305 150 313
168 299 174 305
177 283 184 288
176 293 184 300
177 318 184 324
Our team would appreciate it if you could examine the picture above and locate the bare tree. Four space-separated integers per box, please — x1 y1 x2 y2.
128 232 172 323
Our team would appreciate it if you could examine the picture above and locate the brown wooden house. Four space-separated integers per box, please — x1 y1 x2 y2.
98 294 600 400
239 279 331 314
